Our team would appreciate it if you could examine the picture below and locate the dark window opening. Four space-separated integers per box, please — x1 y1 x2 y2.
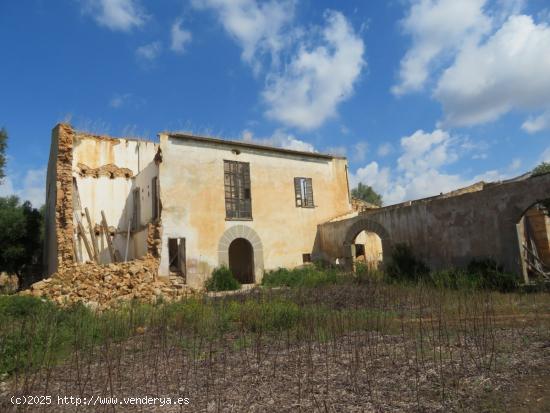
302 253 312 263
224 160 252 219
355 244 365 258
168 238 186 278
294 177 314 208
131 188 140 231
152 177 159 220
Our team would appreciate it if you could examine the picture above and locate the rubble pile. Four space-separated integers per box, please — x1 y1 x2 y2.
21 255 193 310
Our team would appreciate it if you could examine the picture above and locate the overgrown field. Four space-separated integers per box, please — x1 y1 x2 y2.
1 268 549 412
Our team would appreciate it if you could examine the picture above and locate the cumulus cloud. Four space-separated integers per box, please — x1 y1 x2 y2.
136 41 162 60
263 11 365 130
82 0 147 32
192 0 295 70
395 0 550 131
435 15 550 128
170 19 192 53
522 110 550 134
377 142 393 157
350 129 516 205
241 129 315 152
392 0 490 95
0 168 46 208
194 2 365 130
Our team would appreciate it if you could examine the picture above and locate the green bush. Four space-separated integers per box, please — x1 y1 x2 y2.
385 243 430 282
205 266 241 292
466 258 518 292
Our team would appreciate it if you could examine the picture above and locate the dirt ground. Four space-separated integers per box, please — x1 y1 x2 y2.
2 326 549 412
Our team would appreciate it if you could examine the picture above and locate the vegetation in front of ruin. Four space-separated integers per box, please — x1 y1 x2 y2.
351 182 383 206
532 161 550 176
261 265 345 288
2 277 549 411
205 266 241 292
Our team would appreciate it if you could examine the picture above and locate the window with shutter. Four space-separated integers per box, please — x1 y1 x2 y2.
294 177 314 208
224 160 252 219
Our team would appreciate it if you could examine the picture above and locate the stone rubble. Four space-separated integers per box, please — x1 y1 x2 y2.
20 255 194 311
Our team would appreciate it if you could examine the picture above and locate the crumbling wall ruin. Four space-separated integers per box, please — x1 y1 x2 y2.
35 124 192 308
318 173 550 278
55 124 75 268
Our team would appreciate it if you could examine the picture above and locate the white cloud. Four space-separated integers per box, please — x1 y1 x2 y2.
82 0 147 32
522 110 550 134
136 41 162 60
0 168 46 208
392 0 491 95
395 1 550 131
241 129 315 152
194 3 365 131
171 19 192 53
350 128 515 205
509 158 522 171
377 142 393 157
192 0 295 70
352 141 368 162
541 147 550 162
435 15 550 128
263 10 365 130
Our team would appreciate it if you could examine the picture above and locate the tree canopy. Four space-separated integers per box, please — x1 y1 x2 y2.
0 127 7 181
0 196 43 281
351 183 383 206
532 162 550 176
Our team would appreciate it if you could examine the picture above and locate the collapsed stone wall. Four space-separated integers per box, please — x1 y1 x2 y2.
25 124 193 309
55 124 75 267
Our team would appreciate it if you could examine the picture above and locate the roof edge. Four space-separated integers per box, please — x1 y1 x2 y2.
161 131 346 160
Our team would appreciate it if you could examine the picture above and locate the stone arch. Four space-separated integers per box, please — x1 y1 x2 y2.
218 225 264 282
343 218 392 270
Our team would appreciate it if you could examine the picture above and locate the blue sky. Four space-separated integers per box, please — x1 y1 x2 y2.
1 0 549 207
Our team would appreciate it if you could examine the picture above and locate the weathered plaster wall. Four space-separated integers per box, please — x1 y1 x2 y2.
158 134 351 288
72 133 158 263
319 173 550 276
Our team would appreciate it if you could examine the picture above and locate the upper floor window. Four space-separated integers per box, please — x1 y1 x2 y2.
294 177 314 208
224 160 252 219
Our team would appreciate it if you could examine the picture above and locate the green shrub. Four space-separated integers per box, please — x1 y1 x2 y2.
205 266 241 292
466 258 518 292
385 243 430 282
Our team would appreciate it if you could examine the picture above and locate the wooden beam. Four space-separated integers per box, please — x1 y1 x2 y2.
77 219 94 263
84 207 100 263
101 210 117 263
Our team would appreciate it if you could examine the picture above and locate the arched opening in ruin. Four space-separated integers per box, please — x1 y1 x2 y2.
352 230 383 270
342 218 391 272
516 200 550 283
228 238 255 284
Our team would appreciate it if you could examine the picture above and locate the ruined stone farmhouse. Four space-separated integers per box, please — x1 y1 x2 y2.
44 124 351 289
43 123 550 290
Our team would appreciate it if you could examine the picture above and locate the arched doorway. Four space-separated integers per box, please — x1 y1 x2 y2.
353 230 383 270
343 218 391 272
228 238 255 283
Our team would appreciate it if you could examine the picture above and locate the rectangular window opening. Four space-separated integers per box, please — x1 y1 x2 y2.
302 253 312 264
294 177 314 208
168 238 186 278
224 160 252 219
